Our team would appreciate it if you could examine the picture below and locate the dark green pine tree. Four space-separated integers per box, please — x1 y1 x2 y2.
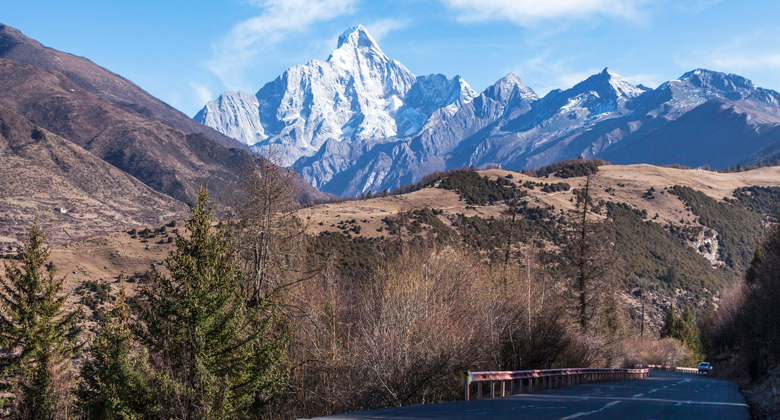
135 187 290 419
77 277 151 419
0 218 82 419
698 297 717 353
745 244 763 285
660 304 702 362
660 305 678 339
678 306 701 353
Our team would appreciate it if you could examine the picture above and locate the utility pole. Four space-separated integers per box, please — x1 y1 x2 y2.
640 288 645 341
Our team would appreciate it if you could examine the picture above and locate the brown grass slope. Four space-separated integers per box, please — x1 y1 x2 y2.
0 58 249 204
0 23 245 151
301 165 780 238
0 105 185 247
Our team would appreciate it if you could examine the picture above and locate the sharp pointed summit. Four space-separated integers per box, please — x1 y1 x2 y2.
575 67 647 99
196 24 477 178
336 25 382 51
485 72 537 104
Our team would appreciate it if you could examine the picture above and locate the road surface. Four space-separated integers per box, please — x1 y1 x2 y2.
315 371 749 419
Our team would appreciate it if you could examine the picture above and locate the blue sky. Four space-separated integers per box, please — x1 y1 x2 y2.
5 0 780 116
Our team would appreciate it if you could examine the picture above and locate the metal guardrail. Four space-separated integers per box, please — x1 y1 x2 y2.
459 367 650 401
634 364 699 373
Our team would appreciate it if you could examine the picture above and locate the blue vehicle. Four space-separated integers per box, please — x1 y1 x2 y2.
698 362 713 374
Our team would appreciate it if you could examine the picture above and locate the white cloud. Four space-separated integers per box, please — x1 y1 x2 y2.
677 34 780 77
207 0 358 89
439 0 644 25
190 82 214 108
365 18 410 42
681 0 723 12
708 53 780 73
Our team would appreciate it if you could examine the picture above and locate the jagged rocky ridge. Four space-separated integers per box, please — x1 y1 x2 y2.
197 26 780 196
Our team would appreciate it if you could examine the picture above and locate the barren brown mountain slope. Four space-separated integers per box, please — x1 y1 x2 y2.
0 23 245 151
0 105 185 248
0 58 249 204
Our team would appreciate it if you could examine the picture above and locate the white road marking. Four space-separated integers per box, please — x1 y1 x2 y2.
632 393 644 398
558 401 621 419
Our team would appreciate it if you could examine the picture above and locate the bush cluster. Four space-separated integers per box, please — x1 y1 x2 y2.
523 158 609 178
438 170 526 205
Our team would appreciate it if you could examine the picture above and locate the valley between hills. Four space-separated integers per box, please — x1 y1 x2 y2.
24 163 780 334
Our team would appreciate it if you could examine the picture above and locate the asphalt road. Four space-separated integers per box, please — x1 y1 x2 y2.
314 371 750 419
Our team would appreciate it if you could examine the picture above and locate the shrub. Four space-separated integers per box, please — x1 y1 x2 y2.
438 171 526 205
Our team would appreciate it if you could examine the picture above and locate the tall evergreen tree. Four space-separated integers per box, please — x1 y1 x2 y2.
77 277 151 419
678 306 701 353
698 297 717 353
136 187 290 419
660 305 678 339
660 304 702 362
745 244 763 285
0 219 81 419
561 175 618 333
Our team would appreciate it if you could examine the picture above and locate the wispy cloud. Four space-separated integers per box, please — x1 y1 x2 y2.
679 0 723 12
621 73 663 89
677 33 780 77
438 0 646 26
511 53 598 95
207 0 358 89
511 53 662 96
710 53 780 72
365 18 410 42
190 82 214 108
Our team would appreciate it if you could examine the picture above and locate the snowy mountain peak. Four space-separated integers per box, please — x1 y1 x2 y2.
486 72 537 103
193 91 265 146
602 67 618 76
335 25 382 53
577 68 646 99
678 68 756 93
327 24 399 73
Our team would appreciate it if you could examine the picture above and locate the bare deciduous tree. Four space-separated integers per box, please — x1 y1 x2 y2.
229 153 316 306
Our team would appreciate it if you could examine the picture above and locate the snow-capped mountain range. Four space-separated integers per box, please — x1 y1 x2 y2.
196 25 780 196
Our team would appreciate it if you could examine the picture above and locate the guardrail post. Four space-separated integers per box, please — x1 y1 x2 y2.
501 381 506 397
490 381 495 398
465 383 470 401
510 379 515 395
478 382 483 399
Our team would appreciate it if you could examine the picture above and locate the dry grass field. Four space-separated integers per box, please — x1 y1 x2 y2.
9 164 778 314
301 164 780 239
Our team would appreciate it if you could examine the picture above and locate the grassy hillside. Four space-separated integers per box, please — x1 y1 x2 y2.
300 165 780 301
